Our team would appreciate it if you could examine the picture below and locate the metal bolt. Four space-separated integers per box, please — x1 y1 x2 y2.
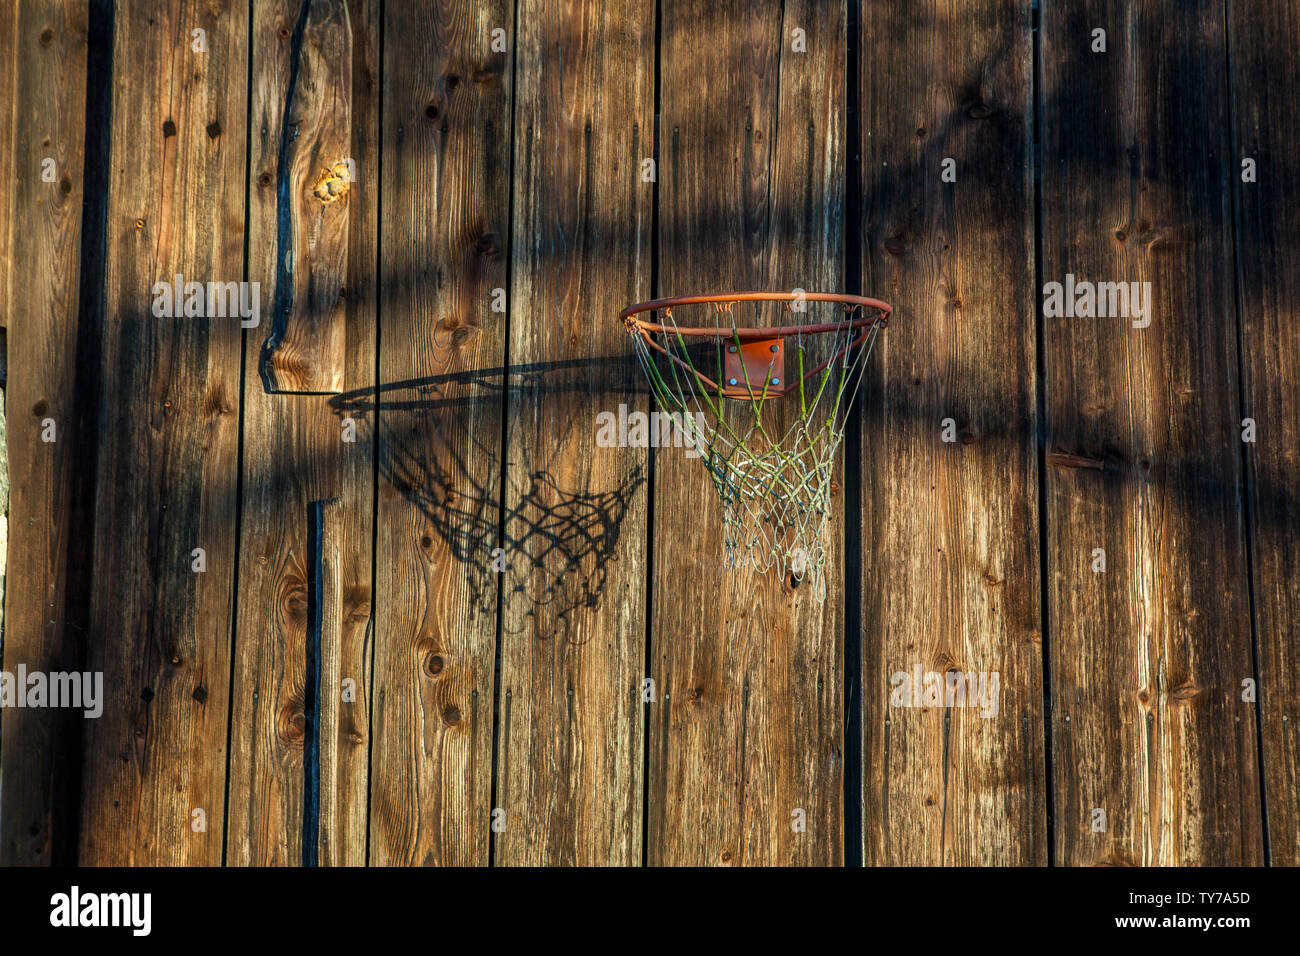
771 378 780 386
770 344 778 352
728 345 737 353
728 378 738 386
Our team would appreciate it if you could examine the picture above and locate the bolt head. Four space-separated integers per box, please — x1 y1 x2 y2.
771 378 781 386
728 378 738 386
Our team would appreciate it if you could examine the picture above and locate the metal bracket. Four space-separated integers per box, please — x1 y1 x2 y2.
722 338 785 397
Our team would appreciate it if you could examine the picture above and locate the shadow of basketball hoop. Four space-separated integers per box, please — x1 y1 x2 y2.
330 357 647 639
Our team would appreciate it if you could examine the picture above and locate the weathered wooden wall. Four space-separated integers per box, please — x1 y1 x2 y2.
78 0 247 865
1040 0 1260 866
499 0 651 866
0 0 87 865
0 0 1295 866
369 0 510 867
1229 0 1300 867
227 0 377 866
648 0 847 867
860 0 1044 865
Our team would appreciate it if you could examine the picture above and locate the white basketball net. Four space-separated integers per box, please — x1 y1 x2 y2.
627 297 885 585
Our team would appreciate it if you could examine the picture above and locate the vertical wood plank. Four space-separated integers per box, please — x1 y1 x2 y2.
228 0 376 866
495 0 652 866
0 0 15 330
257 0 350 394
1228 0 1300 866
316 496 344 865
648 0 846 866
78 0 247 865
1040 0 1261 865
329 0 378 866
0 0 88 865
369 0 511 866
858 0 1044 865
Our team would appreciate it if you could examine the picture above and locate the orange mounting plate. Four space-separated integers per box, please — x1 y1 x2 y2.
722 337 785 398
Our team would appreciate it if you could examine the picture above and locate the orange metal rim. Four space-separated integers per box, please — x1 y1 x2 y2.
620 290 893 339
622 291 892 398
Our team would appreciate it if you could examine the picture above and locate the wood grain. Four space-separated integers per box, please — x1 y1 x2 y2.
494 0 652 866
369 0 511 866
327 0 378 867
1228 0 1300 866
647 0 846 866
78 0 246 865
0 0 15 330
858 0 1044 865
316 496 345 865
0 0 88 866
228 0 376 866
1040 0 1261 865
257 0 350 394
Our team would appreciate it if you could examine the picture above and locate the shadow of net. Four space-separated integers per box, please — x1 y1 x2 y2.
330 359 646 639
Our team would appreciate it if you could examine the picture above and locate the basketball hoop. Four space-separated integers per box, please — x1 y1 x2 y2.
621 291 891 585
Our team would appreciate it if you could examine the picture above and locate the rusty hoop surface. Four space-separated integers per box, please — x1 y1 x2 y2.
620 291 892 398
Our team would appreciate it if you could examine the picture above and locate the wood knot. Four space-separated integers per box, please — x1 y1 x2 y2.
425 654 444 677
281 582 308 626
39 27 54 46
312 162 351 204
344 586 371 622
203 382 234 418
206 119 222 139
279 705 306 743
441 705 462 726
